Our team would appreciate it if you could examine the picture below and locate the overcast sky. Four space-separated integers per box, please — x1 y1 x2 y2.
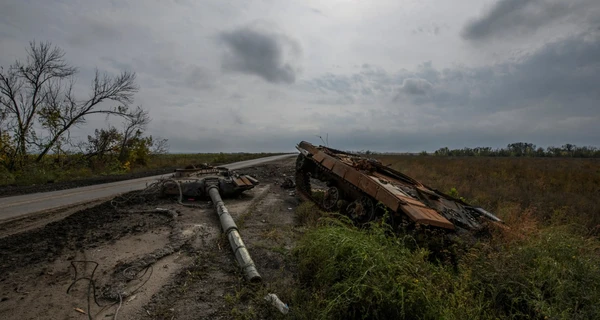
1 0 599 152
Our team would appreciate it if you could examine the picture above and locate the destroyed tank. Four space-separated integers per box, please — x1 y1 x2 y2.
295 141 502 232
162 164 259 199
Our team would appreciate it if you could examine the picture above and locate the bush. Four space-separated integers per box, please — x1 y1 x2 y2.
295 202 322 227
12 164 58 185
0 165 15 185
293 220 491 320
466 225 600 319
292 216 600 319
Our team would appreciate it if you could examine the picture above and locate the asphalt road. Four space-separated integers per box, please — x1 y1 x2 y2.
0 154 296 221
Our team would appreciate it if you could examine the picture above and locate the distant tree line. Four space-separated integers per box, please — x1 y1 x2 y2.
431 142 600 158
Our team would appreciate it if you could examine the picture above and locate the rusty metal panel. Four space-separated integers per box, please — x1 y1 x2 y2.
234 178 246 186
372 171 404 185
400 196 428 207
372 176 412 199
416 186 440 199
332 162 349 178
360 175 380 198
376 188 402 212
299 141 320 154
321 155 337 170
344 168 362 186
240 176 251 185
400 204 454 229
313 151 326 163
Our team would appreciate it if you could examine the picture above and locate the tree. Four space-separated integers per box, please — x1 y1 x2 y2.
117 106 150 162
35 69 138 162
434 147 450 156
0 42 76 168
507 142 536 157
85 127 123 160
561 144 575 157
0 41 140 169
84 108 168 167
151 137 169 155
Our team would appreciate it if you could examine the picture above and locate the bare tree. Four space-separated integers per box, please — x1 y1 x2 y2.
35 69 138 162
151 137 170 154
118 106 150 162
0 41 76 168
0 41 140 168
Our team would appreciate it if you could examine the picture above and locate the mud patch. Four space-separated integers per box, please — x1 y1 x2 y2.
0 202 172 275
144 161 303 319
0 157 300 320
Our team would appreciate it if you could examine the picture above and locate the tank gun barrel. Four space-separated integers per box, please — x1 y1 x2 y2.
206 183 262 283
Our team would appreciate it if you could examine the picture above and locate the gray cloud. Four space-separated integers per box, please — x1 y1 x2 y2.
400 78 433 95
462 0 598 41
68 18 122 47
451 31 600 114
184 66 213 90
219 25 301 84
309 8 324 15
319 30 599 109
2 0 599 153
305 30 600 145
412 24 443 36
230 108 246 125
100 56 134 72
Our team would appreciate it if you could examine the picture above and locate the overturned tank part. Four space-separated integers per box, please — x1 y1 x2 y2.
162 164 262 282
295 141 502 232
162 164 259 199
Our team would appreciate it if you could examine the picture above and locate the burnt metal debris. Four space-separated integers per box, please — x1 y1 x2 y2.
161 164 262 282
295 141 502 232
162 164 259 199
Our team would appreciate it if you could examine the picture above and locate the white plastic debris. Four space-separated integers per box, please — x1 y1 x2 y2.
264 293 289 314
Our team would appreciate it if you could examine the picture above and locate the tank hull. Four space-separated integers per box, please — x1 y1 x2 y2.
295 141 501 232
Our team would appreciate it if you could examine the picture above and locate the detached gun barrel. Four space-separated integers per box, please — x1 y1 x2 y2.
207 185 262 283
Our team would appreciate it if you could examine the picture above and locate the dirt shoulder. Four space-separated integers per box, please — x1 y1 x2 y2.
0 157 300 320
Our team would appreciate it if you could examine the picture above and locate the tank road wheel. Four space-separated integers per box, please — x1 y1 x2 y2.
323 187 340 210
346 196 375 224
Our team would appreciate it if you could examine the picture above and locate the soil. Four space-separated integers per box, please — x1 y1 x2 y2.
0 157 302 320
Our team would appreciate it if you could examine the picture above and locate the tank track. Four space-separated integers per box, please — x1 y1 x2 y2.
295 155 317 207
295 154 401 224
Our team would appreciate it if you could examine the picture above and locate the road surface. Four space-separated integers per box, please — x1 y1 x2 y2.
0 154 296 221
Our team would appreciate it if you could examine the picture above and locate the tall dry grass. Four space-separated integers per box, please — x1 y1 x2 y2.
375 155 600 230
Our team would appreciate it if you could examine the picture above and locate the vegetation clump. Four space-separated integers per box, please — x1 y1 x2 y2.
287 155 600 320
291 216 600 320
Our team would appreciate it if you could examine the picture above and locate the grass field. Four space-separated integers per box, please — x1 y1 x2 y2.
0 153 284 187
287 155 600 320
375 155 600 230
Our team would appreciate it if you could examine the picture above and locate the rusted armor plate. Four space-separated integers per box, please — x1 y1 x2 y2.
401 204 454 229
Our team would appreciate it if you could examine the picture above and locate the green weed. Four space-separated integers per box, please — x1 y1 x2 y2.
295 202 322 227
292 222 491 320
